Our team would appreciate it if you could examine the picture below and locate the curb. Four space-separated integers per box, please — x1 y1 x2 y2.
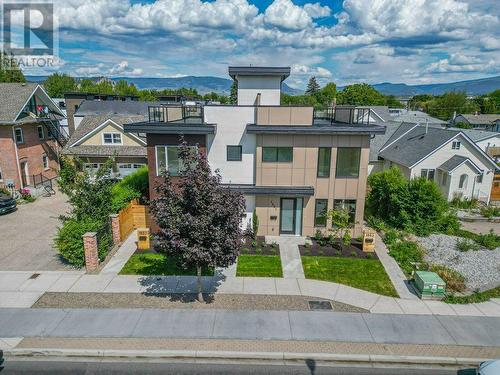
3 348 486 367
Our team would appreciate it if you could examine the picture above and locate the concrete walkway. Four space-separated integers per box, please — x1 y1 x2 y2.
373 232 418 300
266 236 305 279
101 231 137 275
0 308 499 347
2 270 500 317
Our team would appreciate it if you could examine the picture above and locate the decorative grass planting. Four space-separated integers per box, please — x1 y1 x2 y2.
301 256 398 297
240 236 280 256
236 255 283 277
120 252 213 276
299 237 377 260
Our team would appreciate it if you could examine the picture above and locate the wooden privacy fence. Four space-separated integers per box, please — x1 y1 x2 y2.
118 199 152 241
492 174 500 202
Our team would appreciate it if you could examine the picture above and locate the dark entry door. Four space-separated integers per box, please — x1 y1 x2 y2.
280 198 296 234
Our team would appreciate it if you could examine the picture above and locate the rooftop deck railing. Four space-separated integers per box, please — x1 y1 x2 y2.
148 105 204 123
314 106 373 125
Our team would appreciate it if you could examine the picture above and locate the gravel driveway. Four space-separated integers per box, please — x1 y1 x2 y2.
0 190 74 271
416 234 500 291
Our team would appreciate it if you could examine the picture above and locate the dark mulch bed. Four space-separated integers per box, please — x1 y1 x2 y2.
240 236 280 256
299 238 378 260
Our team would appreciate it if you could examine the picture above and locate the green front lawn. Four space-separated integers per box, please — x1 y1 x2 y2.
236 255 283 277
119 253 213 276
301 256 398 297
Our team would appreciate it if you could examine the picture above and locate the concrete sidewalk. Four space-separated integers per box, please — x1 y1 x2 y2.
0 308 499 347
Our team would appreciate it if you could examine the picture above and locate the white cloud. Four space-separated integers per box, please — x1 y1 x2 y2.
303 3 331 18
108 61 143 76
75 66 102 76
263 0 313 30
292 64 332 77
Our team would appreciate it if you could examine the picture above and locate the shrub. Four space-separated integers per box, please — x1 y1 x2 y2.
55 217 110 267
304 242 311 249
366 216 387 232
334 250 342 256
251 240 257 248
429 264 466 293
388 240 424 275
314 230 323 242
271 241 278 249
477 230 500 250
366 253 373 259
252 210 259 239
450 196 478 209
342 231 351 246
480 206 500 218
111 167 149 212
350 251 357 257
383 228 400 246
0 187 10 195
20 188 35 202
456 238 481 252
241 247 249 254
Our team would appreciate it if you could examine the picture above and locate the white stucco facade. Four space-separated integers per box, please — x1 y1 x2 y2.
236 75 282 106
204 105 256 185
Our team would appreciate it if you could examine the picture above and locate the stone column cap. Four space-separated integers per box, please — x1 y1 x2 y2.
109 214 119 218
83 232 97 238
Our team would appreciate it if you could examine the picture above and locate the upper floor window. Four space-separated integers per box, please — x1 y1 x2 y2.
227 145 242 161
103 133 122 145
317 147 331 177
262 147 293 163
452 141 461 150
14 128 23 144
156 145 196 176
37 125 45 140
42 154 49 170
336 147 360 178
421 169 435 180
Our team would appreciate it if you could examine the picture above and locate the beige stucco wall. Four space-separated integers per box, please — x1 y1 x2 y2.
81 123 143 146
256 107 313 126
254 134 370 237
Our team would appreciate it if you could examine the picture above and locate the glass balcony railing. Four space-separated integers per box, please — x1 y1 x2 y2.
314 106 373 125
148 105 204 123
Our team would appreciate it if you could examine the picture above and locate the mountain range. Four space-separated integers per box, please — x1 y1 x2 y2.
27 75 499 97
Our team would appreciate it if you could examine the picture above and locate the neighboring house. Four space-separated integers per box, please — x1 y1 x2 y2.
390 110 447 127
0 83 67 190
447 127 500 162
62 115 147 177
453 114 500 131
124 66 385 237
377 123 498 202
72 100 168 133
64 92 139 135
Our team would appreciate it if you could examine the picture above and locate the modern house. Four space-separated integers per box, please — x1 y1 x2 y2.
124 66 385 237
453 114 500 131
62 115 147 177
0 83 67 191
376 123 498 202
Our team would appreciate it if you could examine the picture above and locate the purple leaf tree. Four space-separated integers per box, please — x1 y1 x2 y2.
150 139 245 301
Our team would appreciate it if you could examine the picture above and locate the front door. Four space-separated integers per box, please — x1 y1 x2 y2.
20 161 29 187
280 198 296 235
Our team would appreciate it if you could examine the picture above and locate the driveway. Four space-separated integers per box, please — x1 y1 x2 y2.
0 190 74 270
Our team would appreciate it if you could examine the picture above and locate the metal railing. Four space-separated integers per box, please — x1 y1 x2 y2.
148 105 204 123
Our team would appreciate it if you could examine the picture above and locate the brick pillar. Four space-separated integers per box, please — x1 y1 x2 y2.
83 232 99 272
110 214 121 245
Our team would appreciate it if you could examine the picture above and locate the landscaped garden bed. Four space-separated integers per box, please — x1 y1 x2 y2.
301 256 398 297
298 236 377 260
240 236 280 255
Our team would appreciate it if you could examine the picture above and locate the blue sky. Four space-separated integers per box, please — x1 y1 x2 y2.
16 0 500 89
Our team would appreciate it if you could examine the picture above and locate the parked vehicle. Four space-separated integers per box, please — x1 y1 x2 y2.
478 359 500 374
0 193 17 215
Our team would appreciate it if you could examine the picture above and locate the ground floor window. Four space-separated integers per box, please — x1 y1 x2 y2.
42 154 49 170
420 168 435 180
441 172 447 186
83 163 103 174
314 199 328 227
459 174 468 189
333 199 356 223
476 173 483 183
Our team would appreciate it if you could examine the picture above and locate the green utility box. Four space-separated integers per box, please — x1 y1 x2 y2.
413 271 446 300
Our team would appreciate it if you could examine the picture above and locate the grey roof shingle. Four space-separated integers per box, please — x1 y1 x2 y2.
63 115 146 157
437 155 481 173
0 83 38 122
447 127 499 142
357 106 392 122
379 124 458 167
391 110 447 125
369 122 405 161
75 100 170 117
458 114 500 125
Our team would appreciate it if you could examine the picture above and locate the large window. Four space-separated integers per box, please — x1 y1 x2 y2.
459 174 468 189
226 145 242 161
333 199 357 223
421 169 435 180
314 199 328 227
335 148 360 177
317 147 331 177
103 133 122 145
262 147 293 162
14 128 23 144
156 145 196 176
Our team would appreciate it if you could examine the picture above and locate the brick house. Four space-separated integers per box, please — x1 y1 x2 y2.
0 83 67 191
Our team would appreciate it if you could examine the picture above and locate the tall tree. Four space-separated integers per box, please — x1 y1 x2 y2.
0 53 26 83
114 80 139 96
337 83 386 106
150 141 245 301
230 80 238 104
306 76 320 95
44 73 76 97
